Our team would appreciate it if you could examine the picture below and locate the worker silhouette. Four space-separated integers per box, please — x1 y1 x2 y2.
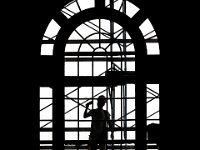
84 95 114 150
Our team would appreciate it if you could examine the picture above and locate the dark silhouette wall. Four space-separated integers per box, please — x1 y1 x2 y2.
5 0 174 150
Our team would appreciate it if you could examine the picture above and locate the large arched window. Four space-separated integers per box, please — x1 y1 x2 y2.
39 0 161 150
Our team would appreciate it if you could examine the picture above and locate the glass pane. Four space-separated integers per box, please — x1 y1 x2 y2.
65 121 78 128
65 132 77 140
43 19 60 40
40 132 53 141
146 43 160 55
79 132 90 140
127 131 135 140
40 87 52 98
65 62 77 76
41 44 54 55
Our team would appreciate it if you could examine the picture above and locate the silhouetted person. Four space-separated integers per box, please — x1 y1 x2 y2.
84 95 114 150
147 123 160 150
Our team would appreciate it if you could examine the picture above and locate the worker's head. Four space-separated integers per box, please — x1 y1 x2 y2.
97 95 107 108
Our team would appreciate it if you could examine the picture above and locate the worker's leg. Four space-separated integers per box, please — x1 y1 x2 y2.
89 141 98 150
99 143 106 150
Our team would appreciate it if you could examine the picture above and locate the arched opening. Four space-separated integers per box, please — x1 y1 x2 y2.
39 0 161 150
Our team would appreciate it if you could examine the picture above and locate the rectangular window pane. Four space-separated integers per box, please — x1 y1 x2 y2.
65 132 77 140
147 84 160 122
40 87 53 150
79 121 91 128
79 62 92 76
40 87 52 98
79 132 90 140
127 120 135 128
146 43 160 55
65 62 77 76
40 121 52 128
40 99 52 120
65 121 78 128
115 99 122 120
94 62 107 76
127 131 135 140
40 132 53 141
41 44 54 56
126 98 135 120
147 84 160 150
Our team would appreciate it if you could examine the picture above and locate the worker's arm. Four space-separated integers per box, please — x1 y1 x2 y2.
109 121 114 139
83 101 92 118
107 113 114 139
